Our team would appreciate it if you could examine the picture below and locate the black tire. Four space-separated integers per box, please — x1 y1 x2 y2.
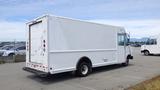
144 50 150 56
8 53 15 56
122 59 129 66
76 62 92 77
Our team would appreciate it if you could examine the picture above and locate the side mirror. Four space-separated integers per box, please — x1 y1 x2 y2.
126 38 130 46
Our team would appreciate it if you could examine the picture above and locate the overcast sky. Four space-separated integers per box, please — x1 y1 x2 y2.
0 0 160 41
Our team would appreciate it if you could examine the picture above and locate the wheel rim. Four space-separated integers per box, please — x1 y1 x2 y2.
81 65 88 75
145 51 149 55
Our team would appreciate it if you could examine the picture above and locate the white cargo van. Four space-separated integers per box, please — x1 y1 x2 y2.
23 15 133 77
141 34 160 55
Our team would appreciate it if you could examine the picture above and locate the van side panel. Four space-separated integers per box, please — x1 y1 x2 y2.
48 16 118 50
48 16 121 74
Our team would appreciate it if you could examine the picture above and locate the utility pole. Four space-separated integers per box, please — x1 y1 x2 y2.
13 39 16 62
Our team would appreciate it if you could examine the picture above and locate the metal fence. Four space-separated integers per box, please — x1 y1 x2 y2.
0 55 25 63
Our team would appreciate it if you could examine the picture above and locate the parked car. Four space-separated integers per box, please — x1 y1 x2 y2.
0 45 14 50
0 45 26 56
141 35 160 55
131 43 141 47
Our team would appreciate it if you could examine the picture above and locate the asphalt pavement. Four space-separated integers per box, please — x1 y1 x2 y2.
0 47 160 90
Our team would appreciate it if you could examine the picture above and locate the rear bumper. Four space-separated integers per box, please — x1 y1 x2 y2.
23 67 49 75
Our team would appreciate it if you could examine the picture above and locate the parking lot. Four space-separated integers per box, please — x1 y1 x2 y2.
0 47 160 90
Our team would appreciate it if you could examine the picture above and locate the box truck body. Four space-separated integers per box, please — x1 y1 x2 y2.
23 15 133 76
141 35 160 55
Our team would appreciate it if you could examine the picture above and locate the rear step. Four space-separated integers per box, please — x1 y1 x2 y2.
23 67 49 76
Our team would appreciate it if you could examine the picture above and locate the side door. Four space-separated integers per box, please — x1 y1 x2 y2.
117 34 126 63
149 39 159 54
29 18 48 64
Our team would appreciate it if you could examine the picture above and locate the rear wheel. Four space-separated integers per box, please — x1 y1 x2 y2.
76 62 92 77
144 50 150 56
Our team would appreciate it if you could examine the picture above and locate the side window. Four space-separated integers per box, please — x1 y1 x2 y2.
17 46 26 50
146 39 157 45
146 39 150 45
118 34 125 46
151 39 157 45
